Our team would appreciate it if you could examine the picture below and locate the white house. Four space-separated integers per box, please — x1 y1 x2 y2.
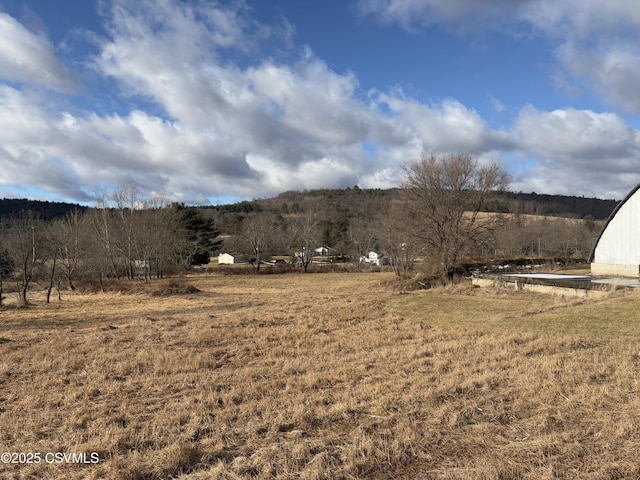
218 252 249 265
362 251 389 266
590 183 640 276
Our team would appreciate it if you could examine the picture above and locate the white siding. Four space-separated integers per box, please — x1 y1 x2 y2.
218 253 236 265
366 251 388 266
593 190 640 265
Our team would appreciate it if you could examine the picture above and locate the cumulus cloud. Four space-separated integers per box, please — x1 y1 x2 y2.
558 41 640 113
0 12 76 92
0 86 89 200
523 1 640 114
77 0 515 201
92 1 372 184
374 92 514 153
514 107 640 160
2 0 640 203
357 0 640 114
511 106 640 197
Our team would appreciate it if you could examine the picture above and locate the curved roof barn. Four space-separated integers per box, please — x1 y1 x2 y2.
590 183 640 276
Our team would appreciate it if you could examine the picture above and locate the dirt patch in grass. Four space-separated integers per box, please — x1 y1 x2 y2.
149 279 201 296
72 277 202 296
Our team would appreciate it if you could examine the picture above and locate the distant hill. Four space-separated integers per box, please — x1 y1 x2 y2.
204 188 618 222
492 191 618 219
0 198 87 221
0 189 619 225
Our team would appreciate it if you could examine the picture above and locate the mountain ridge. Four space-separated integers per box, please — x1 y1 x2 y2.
0 188 619 222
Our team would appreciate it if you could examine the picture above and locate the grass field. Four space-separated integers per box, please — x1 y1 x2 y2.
1 273 640 479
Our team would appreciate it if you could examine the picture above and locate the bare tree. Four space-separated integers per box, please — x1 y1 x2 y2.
400 152 510 280
6 212 44 305
242 215 273 271
346 217 378 272
55 209 87 291
291 215 320 273
37 222 61 304
112 184 143 279
146 195 181 278
89 196 120 289
380 202 418 275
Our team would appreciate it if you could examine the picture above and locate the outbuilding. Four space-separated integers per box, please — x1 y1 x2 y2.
590 183 640 276
218 252 249 265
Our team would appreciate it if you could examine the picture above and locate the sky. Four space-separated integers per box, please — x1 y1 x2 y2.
1 0 640 205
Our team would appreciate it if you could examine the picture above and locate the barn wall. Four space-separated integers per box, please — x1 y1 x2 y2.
591 262 640 277
593 188 640 268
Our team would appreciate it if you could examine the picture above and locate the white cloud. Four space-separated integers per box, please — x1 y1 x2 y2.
0 87 90 201
3 0 640 204
356 0 535 31
558 41 640 113
357 0 640 114
511 106 640 197
514 107 640 159
86 0 435 199
0 13 76 92
373 91 514 154
523 1 640 113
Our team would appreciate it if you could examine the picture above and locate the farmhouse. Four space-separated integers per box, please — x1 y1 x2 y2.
361 251 389 266
590 183 640 276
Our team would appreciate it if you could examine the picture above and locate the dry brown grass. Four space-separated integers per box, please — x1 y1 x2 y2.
1 274 640 479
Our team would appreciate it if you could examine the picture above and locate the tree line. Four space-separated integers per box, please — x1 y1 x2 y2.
0 186 220 305
202 185 617 222
212 153 603 281
1 154 609 303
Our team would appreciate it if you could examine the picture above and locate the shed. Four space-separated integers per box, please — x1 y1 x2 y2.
218 252 249 265
590 183 640 276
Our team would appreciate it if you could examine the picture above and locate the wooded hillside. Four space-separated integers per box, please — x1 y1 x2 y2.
0 198 87 221
204 188 617 226
1 189 618 224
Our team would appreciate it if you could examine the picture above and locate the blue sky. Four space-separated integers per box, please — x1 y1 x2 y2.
1 0 640 204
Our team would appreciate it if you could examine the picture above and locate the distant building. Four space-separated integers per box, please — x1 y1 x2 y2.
313 246 340 256
590 183 640 276
218 252 249 265
361 251 389 266
305 246 346 264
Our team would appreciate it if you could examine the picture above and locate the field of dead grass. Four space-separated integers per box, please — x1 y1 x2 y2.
1 273 640 479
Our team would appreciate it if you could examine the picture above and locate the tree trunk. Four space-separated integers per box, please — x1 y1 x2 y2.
19 287 28 306
46 248 58 304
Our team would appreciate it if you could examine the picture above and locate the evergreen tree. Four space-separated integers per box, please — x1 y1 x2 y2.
0 247 15 305
175 205 222 265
